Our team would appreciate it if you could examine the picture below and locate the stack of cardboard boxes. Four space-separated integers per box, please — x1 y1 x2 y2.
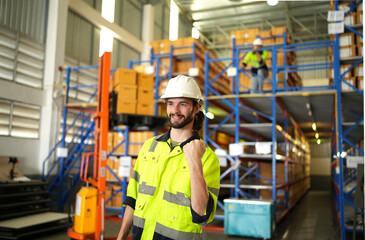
149 37 231 97
105 157 137 208
231 26 301 92
112 68 155 115
329 1 363 91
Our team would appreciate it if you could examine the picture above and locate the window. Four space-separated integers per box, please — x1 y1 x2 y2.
0 99 40 138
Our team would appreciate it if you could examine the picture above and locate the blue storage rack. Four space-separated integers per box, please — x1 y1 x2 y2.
331 1 364 239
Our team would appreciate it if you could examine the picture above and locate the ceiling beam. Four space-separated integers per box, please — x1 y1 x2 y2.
290 15 315 36
189 1 264 13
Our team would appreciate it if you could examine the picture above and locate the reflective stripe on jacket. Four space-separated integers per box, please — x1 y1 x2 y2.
123 129 220 240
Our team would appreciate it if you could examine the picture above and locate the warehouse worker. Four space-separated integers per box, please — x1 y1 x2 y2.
117 75 220 240
241 38 269 93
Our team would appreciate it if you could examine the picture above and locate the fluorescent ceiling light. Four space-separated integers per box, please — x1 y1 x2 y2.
169 0 179 41
312 122 317 131
317 139 321 145
315 132 319 139
267 0 279 6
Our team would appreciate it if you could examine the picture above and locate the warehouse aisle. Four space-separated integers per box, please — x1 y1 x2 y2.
37 190 354 240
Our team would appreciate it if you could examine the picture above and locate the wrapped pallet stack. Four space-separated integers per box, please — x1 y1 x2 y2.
149 37 232 97
231 27 302 92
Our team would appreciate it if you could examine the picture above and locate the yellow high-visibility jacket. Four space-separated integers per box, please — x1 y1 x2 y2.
123 129 220 240
242 50 269 74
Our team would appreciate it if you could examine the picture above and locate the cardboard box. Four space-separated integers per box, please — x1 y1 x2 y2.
136 101 155 116
271 26 287 35
241 29 260 40
116 99 136 114
341 77 356 92
259 162 285 184
137 72 154 88
113 132 125 154
106 158 115 181
356 11 363 25
344 12 356 26
340 46 357 58
112 68 137 87
137 87 154 102
112 184 123 207
329 64 352 79
358 76 363 90
114 84 137 100
339 33 355 47
355 65 363 77
159 39 172 54
105 185 112 207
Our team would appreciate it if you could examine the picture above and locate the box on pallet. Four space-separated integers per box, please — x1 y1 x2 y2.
112 68 137 87
114 84 137 100
137 72 154 88
339 46 357 58
344 12 357 25
137 101 155 116
339 33 355 47
137 87 154 102
116 99 137 114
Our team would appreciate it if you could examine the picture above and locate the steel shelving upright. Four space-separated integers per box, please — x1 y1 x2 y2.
331 1 364 239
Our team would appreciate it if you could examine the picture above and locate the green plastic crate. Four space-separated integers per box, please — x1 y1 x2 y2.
224 199 275 239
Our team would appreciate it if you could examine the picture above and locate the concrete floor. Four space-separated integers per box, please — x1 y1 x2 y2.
35 190 363 240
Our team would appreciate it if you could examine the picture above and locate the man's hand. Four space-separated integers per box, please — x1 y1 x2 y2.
183 140 206 167
183 140 208 216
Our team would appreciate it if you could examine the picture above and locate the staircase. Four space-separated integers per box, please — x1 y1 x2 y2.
42 112 95 212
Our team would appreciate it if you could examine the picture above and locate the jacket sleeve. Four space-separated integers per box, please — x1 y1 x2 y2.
202 148 221 224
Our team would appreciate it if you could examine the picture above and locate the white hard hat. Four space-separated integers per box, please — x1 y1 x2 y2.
253 38 263 46
160 75 203 101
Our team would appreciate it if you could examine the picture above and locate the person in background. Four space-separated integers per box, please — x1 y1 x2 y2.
241 38 269 93
117 75 220 240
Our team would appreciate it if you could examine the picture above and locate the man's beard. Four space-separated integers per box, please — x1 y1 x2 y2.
168 109 194 129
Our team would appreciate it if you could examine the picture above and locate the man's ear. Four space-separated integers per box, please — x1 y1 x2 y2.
194 103 201 114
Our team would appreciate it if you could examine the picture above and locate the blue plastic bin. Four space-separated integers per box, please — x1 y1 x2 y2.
224 199 275 239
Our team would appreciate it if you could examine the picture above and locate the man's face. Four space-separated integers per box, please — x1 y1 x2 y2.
166 98 196 129
253 45 262 51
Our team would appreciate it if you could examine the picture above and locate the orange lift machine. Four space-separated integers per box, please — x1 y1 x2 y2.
68 52 111 240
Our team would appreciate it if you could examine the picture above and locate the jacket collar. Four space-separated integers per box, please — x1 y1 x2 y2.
156 128 201 149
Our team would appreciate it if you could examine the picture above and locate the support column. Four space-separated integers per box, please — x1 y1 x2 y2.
39 0 69 174
141 4 155 61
